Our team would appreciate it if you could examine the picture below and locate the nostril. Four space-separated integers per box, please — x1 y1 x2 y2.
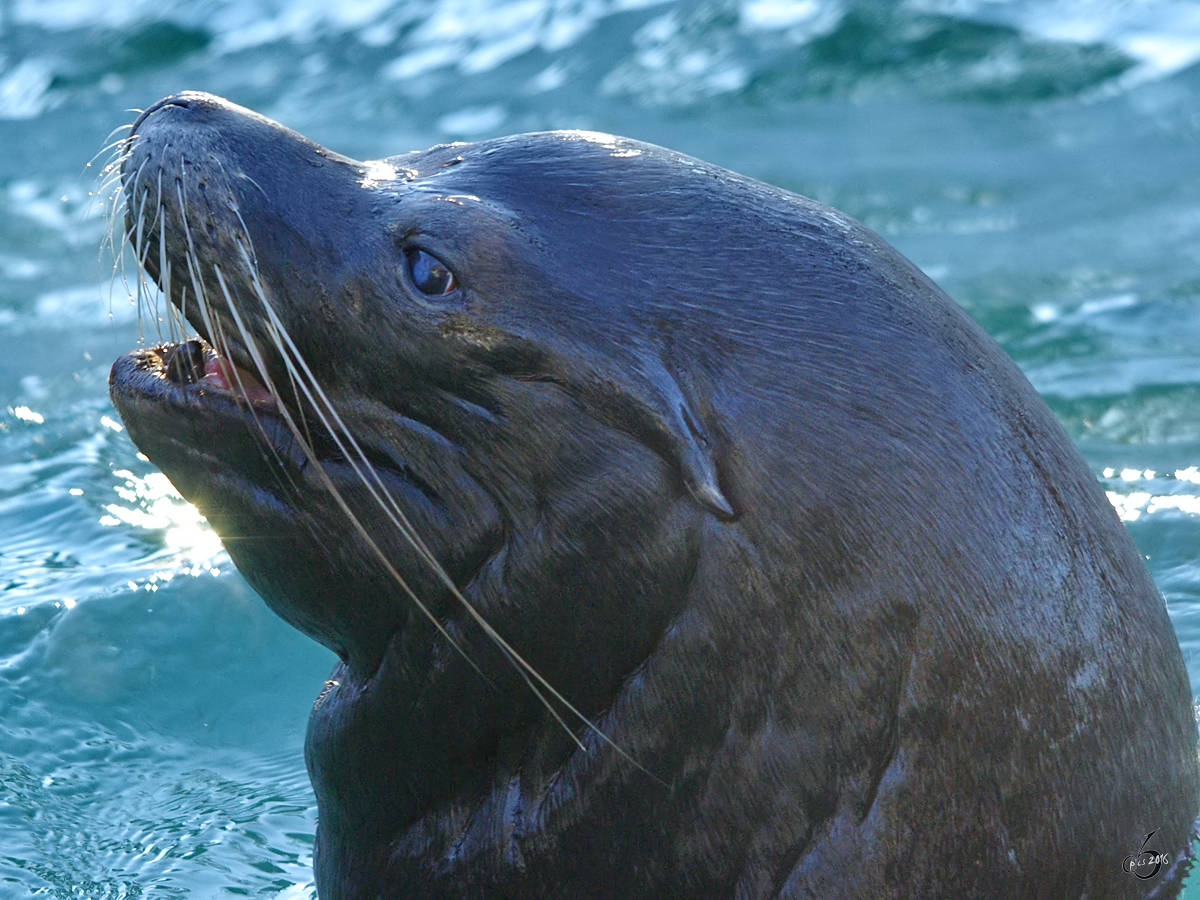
129 93 201 136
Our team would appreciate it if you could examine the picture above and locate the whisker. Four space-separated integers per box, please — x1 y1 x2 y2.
133 187 152 340
112 156 147 286
117 155 162 344
177 177 228 362
85 131 135 191
156 173 187 344
233 237 313 464
97 146 137 326
226 213 314 447
175 173 298 490
262 316 316 460
212 262 490 684
232 251 658 776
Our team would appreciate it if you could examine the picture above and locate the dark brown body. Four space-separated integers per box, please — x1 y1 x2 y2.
108 92 1198 898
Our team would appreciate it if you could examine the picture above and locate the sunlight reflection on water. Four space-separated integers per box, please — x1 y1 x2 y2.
100 468 226 575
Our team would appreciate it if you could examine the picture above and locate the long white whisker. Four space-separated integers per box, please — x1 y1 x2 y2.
156 173 186 344
133 187 153 340
177 176 226 356
232 248 658 777
99 146 137 325
212 262 490 684
227 223 314 447
90 125 134 166
178 196 293 498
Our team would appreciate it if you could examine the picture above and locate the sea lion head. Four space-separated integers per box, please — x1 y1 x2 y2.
112 89 742 660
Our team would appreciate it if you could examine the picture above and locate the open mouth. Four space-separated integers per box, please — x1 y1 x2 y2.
148 338 278 406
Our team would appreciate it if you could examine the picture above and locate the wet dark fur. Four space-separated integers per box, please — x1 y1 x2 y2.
108 93 1199 899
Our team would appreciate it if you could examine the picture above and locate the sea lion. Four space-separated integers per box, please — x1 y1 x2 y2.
108 91 1198 899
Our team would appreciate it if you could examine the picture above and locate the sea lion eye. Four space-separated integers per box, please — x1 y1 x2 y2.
405 247 457 296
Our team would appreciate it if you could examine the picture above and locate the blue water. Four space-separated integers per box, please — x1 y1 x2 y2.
2 0 1200 894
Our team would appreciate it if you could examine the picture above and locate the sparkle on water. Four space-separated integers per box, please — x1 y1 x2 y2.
99 469 225 572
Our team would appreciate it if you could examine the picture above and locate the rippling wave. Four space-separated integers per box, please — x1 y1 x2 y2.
4 0 1200 126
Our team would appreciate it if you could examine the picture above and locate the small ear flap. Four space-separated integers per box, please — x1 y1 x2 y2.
679 438 737 520
641 362 737 522
671 400 736 521
548 345 737 521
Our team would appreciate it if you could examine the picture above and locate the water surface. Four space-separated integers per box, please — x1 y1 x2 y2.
2 0 1200 894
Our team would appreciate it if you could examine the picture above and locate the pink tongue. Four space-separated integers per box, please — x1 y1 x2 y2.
204 357 276 403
